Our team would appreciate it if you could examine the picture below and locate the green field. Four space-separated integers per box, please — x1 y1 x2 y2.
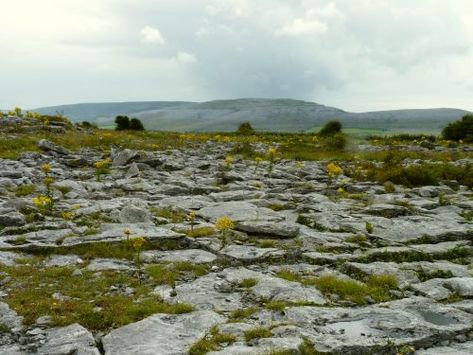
307 126 441 139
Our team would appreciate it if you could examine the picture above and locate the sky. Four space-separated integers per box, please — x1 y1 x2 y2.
0 0 472 112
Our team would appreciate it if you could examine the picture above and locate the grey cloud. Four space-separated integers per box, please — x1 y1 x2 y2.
0 0 472 111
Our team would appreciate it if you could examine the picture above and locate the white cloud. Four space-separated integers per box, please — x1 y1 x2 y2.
140 26 165 44
275 18 327 36
175 51 198 65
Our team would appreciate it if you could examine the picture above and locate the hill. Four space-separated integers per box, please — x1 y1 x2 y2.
34 99 471 133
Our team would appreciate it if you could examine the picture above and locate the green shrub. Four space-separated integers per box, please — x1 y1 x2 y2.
318 120 342 136
236 122 255 135
130 118 145 131
442 115 473 142
115 115 130 130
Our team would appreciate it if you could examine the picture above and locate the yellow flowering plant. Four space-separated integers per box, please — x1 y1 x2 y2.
131 236 146 266
224 155 234 170
32 195 53 214
266 147 278 174
215 216 235 232
41 163 51 174
94 158 112 181
187 211 197 232
327 162 343 186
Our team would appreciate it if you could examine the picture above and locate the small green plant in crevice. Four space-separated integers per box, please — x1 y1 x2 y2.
383 181 396 193
265 301 287 312
302 274 398 305
346 234 369 245
15 184 36 197
298 338 323 355
228 307 258 322
244 326 273 342
266 147 278 174
150 207 187 224
275 269 300 282
239 278 258 288
438 192 451 206
179 226 215 238
415 268 454 282
365 222 374 234
188 325 236 355
145 262 209 287
0 322 10 333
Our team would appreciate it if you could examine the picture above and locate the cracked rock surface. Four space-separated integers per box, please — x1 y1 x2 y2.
0 140 472 354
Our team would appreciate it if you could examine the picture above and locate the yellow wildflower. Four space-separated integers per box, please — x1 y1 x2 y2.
94 158 112 169
215 216 235 232
131 236 146 250
43 177 54 186
32 196 52 208
41 163 51 173
327 162 343 176
225 155 234 169
267 147 277 158
61 211 74 220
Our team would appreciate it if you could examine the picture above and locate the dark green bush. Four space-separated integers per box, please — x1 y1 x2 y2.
442 115 473 142
130 118 145 131
115 116 130 131
236 122 255 135
363 162 473 188
318 120 342 136
115 116 145 131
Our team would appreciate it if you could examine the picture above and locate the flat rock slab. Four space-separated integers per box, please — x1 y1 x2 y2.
102 311 225 355
43 254 84 267
416 341 473 354
0 302 23 331
86 258 135 272
222 267 326 305
62 223 184 247
198 201 282 223
219 244 287 263
443 277 473 297
37 323 99 355
140 249 217 264
236 220 300 238
0 251 26 266
284 297 473 354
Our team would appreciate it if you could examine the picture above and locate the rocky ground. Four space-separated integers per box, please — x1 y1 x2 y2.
0 138 472 354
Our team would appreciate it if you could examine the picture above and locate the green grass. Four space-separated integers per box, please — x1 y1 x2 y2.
274 270 398 305
239 278 258 288
244 327 273 342
15 184 36 197
145 262 209 287
188 326 236 355
0 265 193 331
228 307 258 322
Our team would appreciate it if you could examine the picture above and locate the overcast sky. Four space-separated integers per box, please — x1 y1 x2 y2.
1 0 472 111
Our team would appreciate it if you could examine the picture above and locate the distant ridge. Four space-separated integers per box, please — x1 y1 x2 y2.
34 98 471 133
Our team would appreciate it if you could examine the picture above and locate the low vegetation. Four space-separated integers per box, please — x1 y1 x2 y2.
0 264 193 331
